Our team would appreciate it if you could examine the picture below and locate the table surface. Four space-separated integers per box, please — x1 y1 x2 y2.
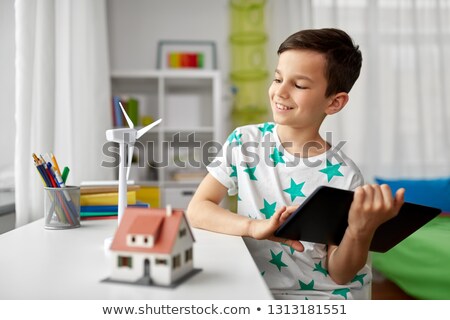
0 218 272 299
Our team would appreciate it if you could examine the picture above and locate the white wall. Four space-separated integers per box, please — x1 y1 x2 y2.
107 0 233 136
107 0 230 72
0 0 15 181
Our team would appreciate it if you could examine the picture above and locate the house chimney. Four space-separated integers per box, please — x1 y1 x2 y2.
166 204 172 217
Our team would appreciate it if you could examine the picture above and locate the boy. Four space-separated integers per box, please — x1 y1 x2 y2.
187 28 404 299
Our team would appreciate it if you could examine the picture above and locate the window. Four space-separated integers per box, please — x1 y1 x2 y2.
118 256 132 268
155 258 167 265
185 248 193 262
172 255 181 269
179 228 187 238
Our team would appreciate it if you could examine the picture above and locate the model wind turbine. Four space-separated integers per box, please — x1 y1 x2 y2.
106 102 162 224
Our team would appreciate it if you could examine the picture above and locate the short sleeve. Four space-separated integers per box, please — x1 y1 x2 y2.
207 130 240 196
349 171 364 190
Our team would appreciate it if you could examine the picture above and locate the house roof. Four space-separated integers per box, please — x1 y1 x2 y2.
110 207 195 254
129 215 163 237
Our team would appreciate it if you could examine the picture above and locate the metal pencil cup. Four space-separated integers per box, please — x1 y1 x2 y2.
44 186 81 229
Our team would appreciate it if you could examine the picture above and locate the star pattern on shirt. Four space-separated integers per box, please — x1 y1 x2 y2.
313 261 329 277
260 199 277 219
229 164 238 178
227 130 243 145
332 288 350 299
269 250 288 272
319 159 344 182
217 126 367 299
283 178 306 201
298 279 315 291
270 148 285 166
258 122 275 136
351 273 367 286
243 164 257 181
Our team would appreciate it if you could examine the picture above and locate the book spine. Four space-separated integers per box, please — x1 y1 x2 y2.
113 96 123 127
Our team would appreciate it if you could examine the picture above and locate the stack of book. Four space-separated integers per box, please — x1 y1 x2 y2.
80 181 149 220
112 96 139 128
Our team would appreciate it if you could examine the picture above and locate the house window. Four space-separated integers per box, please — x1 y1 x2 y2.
179 228 186 238
118 256 132 268
185 248 193 262
155 258 167 265
131 236 136 243
172 255 181 269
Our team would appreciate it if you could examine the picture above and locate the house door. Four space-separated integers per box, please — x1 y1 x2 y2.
144 259 150 279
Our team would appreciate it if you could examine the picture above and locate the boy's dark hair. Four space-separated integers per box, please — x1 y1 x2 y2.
278 28 362 97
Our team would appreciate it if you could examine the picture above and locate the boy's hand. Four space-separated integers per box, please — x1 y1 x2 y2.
248 206 304 252
347 184 405 241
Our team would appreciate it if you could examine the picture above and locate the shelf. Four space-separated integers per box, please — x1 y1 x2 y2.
111 69 220 79
163 127 214 133
110 69 222 209
133 180 160 187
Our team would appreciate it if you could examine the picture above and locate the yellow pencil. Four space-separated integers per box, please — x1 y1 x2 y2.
50 153 62 176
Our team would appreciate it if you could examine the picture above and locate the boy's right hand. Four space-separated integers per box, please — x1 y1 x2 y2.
248 206 304 252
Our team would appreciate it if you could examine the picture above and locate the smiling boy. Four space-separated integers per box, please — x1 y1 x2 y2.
187 28 404 299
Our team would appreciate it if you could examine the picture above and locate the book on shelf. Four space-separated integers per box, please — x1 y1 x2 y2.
81 215 117 221
80 184 140 195
111 96 140 127
80 201 149 213
80 202 150 219
80 191 136 206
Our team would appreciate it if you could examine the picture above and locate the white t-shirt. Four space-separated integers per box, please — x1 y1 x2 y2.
207 123 371 299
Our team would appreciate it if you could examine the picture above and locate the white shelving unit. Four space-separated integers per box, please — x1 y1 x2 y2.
111 69 223 209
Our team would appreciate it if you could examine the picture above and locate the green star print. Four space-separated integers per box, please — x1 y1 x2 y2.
243 164 257 181
283 179 306 201
258 122 275 136
227 130 243 145
332 288 350 299
269 250 288 272
260 199 276 219
313 261 329 277
351 273 367 286
229 164 238 178
298 279 315 291
270 148 285 166
319 160 344 182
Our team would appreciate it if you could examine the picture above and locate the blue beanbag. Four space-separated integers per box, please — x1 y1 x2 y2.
374 176 450 212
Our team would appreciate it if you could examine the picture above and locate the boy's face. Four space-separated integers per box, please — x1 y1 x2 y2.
268 49 334 130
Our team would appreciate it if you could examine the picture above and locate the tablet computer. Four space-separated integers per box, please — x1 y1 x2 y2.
274 185 441 253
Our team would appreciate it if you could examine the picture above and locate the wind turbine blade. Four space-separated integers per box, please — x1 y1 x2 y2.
136 118 162 139
119 101 134 129
127 145 134 180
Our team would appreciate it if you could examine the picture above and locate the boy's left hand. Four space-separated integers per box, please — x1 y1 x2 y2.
347 184 405 241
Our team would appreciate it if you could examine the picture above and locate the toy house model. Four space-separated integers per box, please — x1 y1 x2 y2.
108 206 196 287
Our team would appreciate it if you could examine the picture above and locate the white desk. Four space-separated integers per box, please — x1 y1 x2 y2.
0 219 272 299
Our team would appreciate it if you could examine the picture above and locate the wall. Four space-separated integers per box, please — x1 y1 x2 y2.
0 0 15 183
107 0 233 136
107 0 230 72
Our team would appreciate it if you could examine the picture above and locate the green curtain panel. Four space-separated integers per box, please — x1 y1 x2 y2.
229 0 269 127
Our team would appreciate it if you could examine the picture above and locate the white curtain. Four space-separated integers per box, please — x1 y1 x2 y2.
268 0 450 181
15 0 114 227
